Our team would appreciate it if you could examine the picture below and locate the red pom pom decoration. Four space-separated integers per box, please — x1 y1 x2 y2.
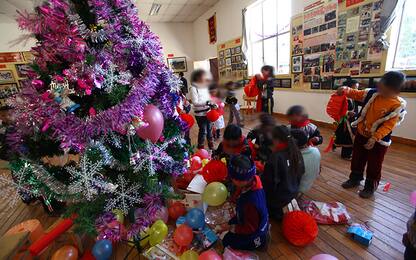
168 202 186 221
206 110 220 122
180 113 195 129
202 160 227 183
282 211 318 246
190 156 203 172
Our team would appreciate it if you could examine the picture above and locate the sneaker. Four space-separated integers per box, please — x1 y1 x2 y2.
359 188 375 198
341 179 360 189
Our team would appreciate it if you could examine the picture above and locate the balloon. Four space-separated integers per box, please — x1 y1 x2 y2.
410 191 416 206
173 224 194 246
195 149 210 160
190 156 202 172
180 250 199 260
218 102 225 115
310 254 339 260
201 159 209 167
202 182 228 206
136 104 164 143
185 208 205 230
180 113 195 129
112 209 124 224
51 245 78 260
80 250 95 260
206 110 220 122
149 220 168 246
198 250 221 260
153 206 169 223
168 202 186 220
92 240 112 260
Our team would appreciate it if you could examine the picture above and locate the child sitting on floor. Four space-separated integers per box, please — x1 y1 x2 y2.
291 129 321 195
403 209 416 260
222 155 269 250
213 124 252 160
247 113 277 164
338 71 407 198
262 125 304 220
287 105 323 146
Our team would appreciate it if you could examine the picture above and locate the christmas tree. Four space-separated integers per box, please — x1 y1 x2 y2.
3 0 188 239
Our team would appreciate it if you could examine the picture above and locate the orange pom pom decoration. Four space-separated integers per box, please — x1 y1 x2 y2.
206 110 220 122
282 211 318 246
180 113 195 129
202 160 227 183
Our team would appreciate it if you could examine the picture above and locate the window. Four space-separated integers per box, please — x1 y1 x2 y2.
387 0 416 70
245 0 291 75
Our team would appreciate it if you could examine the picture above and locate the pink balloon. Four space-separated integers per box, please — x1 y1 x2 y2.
153 206 169 223
136 105 164 143
190 156 202 172
310 254 338 260
198 250 221 260
410 191 416 206
195 149 210 160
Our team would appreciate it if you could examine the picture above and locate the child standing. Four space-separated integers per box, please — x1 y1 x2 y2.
262 126 304 220
209 83 225 140
287 105 323 146
213 124 252 160
222 155 269 250
176 93 192 145
339 71 407 198
225 81 243 127
291 129 321 195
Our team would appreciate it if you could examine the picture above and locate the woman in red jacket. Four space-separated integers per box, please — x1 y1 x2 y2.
244 65 274 113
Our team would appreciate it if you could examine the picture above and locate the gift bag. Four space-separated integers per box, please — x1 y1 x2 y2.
223 247 259 260
213 115 225 129
300 200 351 224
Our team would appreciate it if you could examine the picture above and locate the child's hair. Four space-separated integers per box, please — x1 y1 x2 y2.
209 82 218 91
225 81 235 89
261 65 274 77
191 69 206 83
224 124 242 140
291 129 308 148
286 105 307 117
228 154 256 181
342 77 358 87
380 71 406 92
179 72 184 77
272 125 302 175
259 113 276 126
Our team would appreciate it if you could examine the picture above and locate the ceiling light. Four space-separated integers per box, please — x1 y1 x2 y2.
149 3 161 16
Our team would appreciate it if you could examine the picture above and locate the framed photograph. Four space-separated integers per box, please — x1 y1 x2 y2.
230 48 235 55
166 57 187 73
219 50 224 59
231 56 236 63
236 55 242 62
15 63 31 78
234 46 241 54
292 55 303 73
402 77 416 92
0 70 15 84
225 58 232 66
224 49 231 57
311 82 321 89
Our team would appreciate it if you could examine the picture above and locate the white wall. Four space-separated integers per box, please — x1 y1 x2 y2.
148 22 195 81
192 0 416 140
0 16 36 52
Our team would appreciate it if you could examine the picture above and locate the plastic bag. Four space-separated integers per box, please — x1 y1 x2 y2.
326 93 348 122
300 200 351 224
223 247 259 260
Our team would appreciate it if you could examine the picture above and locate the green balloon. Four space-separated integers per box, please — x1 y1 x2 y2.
202 182 228 206
180 250 199 260
149 220 168 246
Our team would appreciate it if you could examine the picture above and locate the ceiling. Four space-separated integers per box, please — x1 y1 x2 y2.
0 0 219 23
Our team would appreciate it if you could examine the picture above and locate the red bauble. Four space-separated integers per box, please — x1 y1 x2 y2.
180 113 195 129
173 224 194 247
168 202 186 220
206 110 220 122
282 211 318 246
194 149 210 160
199 250 222 260
190 156 202 172
202 160 227 183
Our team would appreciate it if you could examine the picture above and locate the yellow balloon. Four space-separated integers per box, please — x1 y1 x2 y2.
220 157 227 165
140 228 150 247
202 182 228 206
201 159 209 167
180 250 199 260
112 209 124 224
149 220 168 246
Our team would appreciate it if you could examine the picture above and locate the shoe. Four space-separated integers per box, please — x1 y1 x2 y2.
341 156 352 161
341 179 360 189
359 188 374 198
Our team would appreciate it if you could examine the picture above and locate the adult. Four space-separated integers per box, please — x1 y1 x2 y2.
189 69 215 150
245 65 275 114
178 72 188 96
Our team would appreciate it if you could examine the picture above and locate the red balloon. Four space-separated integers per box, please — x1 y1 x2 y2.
173 224 194 247
206 110 220 122
198 250 221 260
194 149 210 160
202 160 227 183
168 202 186 220
136 104 164 143
180 113 195 129
190 156 202 172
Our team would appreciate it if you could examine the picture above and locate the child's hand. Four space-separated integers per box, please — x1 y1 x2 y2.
364 137 376 150
337 86 347 95
309 137 320 145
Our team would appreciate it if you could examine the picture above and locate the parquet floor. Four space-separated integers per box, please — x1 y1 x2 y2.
1 111 415 259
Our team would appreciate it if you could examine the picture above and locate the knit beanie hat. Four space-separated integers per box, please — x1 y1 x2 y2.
228 155 256 181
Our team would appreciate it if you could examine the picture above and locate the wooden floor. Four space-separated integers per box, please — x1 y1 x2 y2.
1 111 415 259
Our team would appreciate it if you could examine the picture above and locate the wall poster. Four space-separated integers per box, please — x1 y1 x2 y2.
217 37 248 82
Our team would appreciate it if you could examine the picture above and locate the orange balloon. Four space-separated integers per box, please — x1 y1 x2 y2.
51 245 78 260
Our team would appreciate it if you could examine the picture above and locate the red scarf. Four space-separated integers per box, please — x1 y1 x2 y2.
273 142 288 152
290 119 311 128
223 136 246 155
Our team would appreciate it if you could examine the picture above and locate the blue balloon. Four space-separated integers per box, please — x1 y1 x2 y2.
185 208 205 229
92 239 112 260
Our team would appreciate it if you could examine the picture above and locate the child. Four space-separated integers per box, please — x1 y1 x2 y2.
262 125 304 220
246 65 274 113
225 81 243 127
213 124 252 160
339 71 406 198
287 105 323 146
403 209 416 260
247 113 277 163
176 93 192 145
209 83 225 140
291 129 321 195
222 155 269 250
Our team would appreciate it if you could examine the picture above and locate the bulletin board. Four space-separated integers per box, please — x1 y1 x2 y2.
289 0 390 92
0 51 33 109
217 37 248 83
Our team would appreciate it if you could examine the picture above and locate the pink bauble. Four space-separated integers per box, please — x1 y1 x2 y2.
198 250 221 260
190 156 202 172
153 206 169 223
195 149 210 160
136 104 164 143
310 254 338 260
410 191 416 206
